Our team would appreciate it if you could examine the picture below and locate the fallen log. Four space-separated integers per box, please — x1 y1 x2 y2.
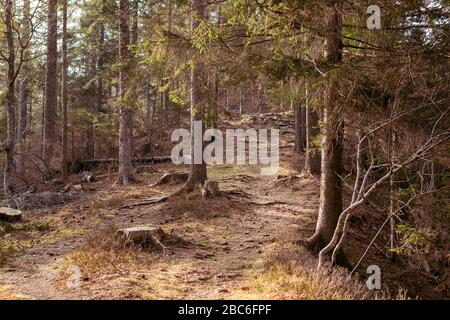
68 156 172 173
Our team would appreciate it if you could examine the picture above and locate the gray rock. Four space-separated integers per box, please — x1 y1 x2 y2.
81 171 96 183
0 207 22 222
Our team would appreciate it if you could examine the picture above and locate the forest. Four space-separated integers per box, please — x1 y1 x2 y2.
0 0 449 300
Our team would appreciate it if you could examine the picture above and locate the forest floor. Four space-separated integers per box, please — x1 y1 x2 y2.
0 113 445 300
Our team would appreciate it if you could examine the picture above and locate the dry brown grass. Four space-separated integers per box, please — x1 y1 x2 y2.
63 221 189 276
235 243 404 300
154 192 246 219
92 190 145 210
64 222 156 276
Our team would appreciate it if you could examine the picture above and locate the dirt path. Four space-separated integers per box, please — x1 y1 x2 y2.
1 115 323 299
0 166 320 299
0 238 83 299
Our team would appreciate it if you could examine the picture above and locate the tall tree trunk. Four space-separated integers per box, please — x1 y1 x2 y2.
116 0 135 184
300 105 306 148
163 0 172 125
43 0 58 169
27 91 33 151
131 0 138 45
96 1 105 112
388 110 396 250
17 0 31 146
84 122 95 158
211 71 219 128
306 4 344 252
184 0 207 191
294 103 306 153
41 85 45 158
145 78 153 129
4 0 15 195
211 2 220 128
304 83 321 175
62 0 69 183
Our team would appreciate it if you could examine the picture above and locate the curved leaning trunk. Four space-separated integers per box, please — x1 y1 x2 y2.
307 83 344 251
306 5 344 254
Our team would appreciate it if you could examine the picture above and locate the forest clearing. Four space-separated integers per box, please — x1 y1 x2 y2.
0 0 449 303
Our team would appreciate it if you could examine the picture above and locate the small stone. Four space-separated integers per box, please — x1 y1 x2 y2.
0 207 22 222
72 184 83 192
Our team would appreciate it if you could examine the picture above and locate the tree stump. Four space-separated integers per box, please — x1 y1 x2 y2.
202 180 220 200
0 207 22 222
116 225 167 250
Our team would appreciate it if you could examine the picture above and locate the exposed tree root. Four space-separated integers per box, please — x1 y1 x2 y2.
119 195 169 209
222 189 252 200
271 174 301 188
248 200 291 206
149 172 188 187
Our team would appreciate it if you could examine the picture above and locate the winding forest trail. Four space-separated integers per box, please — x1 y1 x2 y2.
0 115 323 299
0 168 320 299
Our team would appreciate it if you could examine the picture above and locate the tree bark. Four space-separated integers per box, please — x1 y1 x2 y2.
184 0 207 191
294 103 306 153
131 0 138 46
84 123 95 159
116 0 135 184
4 0 16 195
62 0 69 183
43 0 58 168
145 78 153 129
306 5 344 252
300 105 306 148
17 0 31 146
96 0 105 112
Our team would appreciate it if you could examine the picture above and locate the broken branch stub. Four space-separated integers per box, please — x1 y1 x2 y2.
202 180 220 200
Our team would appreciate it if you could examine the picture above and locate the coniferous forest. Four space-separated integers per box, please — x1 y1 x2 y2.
0 0 449 301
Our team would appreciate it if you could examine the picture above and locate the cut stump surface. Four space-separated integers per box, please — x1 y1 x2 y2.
0 207 23 222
